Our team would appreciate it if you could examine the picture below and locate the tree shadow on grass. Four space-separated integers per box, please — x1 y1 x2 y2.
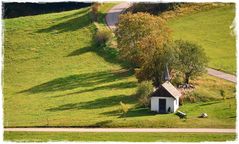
19 69 135 94
54 8 90 21
67 46 92 56
67 44 131 68
101 107 157 118
37 11 91 33
126 107 157 117
52 81 136 98
46 94 137 112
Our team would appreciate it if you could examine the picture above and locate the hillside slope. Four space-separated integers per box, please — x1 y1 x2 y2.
3 4 235 128
167 5 236 74
4 6 137 127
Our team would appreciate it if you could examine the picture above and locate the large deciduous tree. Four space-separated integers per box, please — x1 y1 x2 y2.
135 33 177 87
175 40 208 84
116 12 171 67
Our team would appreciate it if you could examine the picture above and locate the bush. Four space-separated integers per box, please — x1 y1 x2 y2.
95 30 112 46
120 101 129 117
136 81 154 107
91 3 100 21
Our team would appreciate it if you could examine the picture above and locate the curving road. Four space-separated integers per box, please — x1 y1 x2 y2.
105 3 236 83
105 2 131 30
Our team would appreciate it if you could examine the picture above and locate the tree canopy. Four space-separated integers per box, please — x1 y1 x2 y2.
116 13 208 87
175 40 208 84
116 12 171 67
135 34 177 86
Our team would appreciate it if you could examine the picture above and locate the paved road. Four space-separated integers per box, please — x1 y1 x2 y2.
105 2 131 30
207 68 236 83
105 3 236 83
4 128 236 133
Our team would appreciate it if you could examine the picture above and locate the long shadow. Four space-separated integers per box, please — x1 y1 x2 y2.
125 107 157 117
67 44 132 69
37 11 91 33
55 8 90 21
101 107 157 118
64 11 132 68
67 46 92 56
52 81 136 98
19 69 134 94
46 94 137 111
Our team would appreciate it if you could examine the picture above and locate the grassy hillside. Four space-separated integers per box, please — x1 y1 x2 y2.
3 4 236 128
3 4 138 127
4 132 236 142
168 5 236 74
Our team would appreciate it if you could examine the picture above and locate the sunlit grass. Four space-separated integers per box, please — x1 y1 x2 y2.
3 4 236 128
4 132 236 142
168 5 236 74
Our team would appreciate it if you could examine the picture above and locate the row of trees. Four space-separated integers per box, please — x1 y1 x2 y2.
116 12 208 86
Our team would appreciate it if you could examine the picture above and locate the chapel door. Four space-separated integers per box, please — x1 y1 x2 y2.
158 99 166 113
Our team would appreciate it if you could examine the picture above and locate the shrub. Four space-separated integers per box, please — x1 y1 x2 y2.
120 101 129 117
95 30 112 46
91 3 100 22
136 81 153 107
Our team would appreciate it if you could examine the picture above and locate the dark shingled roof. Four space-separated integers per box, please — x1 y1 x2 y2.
151 81 181 99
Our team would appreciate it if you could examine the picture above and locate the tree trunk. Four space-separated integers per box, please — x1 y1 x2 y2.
185 73 190 84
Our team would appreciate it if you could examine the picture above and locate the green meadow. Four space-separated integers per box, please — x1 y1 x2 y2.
168 5 236 74
4 132 236 142
3 3 236 129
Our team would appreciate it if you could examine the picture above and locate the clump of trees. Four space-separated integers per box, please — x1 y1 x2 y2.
127 3 181 15
116 12 208 87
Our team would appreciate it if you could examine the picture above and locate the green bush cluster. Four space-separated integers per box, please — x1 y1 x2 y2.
94 29 112 46
135 81 154 107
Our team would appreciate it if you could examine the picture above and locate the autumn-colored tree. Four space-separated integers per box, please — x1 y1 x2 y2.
116 12 171 67
135 34 177 86
175 40 208 84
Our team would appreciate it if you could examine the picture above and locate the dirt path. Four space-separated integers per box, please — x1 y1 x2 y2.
105 3 236 83
4 128 236 133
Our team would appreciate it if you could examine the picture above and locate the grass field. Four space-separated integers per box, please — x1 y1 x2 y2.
167 5 236 74
3 4 236 128
4 132 236 142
